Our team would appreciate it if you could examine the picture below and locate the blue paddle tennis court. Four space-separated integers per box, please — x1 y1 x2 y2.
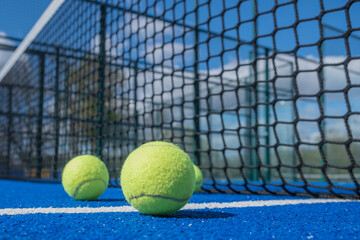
1 180 359 239
1 0 360 239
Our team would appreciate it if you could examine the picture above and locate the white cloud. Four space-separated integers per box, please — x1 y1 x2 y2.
86 10 360 142
91 33 118 57
273 54 359 96
0 32 13 45
124 12 174 41
0 32 15 70
143 41 193 66
127 51 358 116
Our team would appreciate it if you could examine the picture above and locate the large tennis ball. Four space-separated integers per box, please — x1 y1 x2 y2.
193 164 203 193
62 155 109 201
121 141 195 216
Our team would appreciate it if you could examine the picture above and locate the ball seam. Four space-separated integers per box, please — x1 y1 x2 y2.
73 178 107 199
129 193 192 203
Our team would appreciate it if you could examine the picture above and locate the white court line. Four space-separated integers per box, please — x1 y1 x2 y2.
0 199 358 216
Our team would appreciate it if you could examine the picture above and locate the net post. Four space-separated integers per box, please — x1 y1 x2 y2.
54 47 60 179
97 3 106 159
194 0 201 166
290 63 297 182
63 62 70 156
248 50 258 181
133 62 138 145
264 48 270 181
247 51 253 181
251 0 259 181
319 29 326 183
36 53 45 178
6 85 13 176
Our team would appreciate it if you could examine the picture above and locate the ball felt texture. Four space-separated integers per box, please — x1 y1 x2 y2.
62 155 109 201
121 141 195 216
193 165 203 193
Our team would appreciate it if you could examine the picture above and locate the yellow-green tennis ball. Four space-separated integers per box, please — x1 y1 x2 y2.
121 141 195 216
62 155 109 201
193 165 203 193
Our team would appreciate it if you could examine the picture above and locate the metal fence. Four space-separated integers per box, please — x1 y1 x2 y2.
0 0 359 198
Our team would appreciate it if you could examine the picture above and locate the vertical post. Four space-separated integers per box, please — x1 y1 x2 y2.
194 0 201 165
290 63 297 181
244 81 251 180
97 4 106 158
248 51 258 181
133 62 138 145
36 53 45 178
251 0 259 181
54 48 60 179
320 41 326 182
320 77 326 181
247 52 253 180
6 85 13 176
264 48 270 181
64 62 69 155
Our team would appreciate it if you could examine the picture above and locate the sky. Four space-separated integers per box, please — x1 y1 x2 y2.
0 0 359 164
111 0 360 145
0 0 51 39
0 0 51 68
0 0 359 70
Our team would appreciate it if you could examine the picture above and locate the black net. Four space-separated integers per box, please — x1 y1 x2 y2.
0 0 360 198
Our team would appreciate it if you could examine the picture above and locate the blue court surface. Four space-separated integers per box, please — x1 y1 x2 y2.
0 180 359 240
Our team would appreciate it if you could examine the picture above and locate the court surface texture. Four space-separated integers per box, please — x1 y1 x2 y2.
0 180 359 239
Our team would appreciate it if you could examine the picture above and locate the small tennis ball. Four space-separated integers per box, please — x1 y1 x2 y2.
62 155 109 201
121 141 195 216
193 165 203 193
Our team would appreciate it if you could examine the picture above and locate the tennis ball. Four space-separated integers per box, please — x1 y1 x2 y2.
62 155 109 201
121 141 195 216
193 164 203 193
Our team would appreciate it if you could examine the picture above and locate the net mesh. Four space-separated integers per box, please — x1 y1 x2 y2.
0 0 360 198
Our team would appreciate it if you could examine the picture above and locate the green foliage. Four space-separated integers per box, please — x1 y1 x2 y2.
65 58 124 153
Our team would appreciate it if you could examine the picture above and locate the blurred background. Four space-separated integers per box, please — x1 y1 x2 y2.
0 0 359 197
